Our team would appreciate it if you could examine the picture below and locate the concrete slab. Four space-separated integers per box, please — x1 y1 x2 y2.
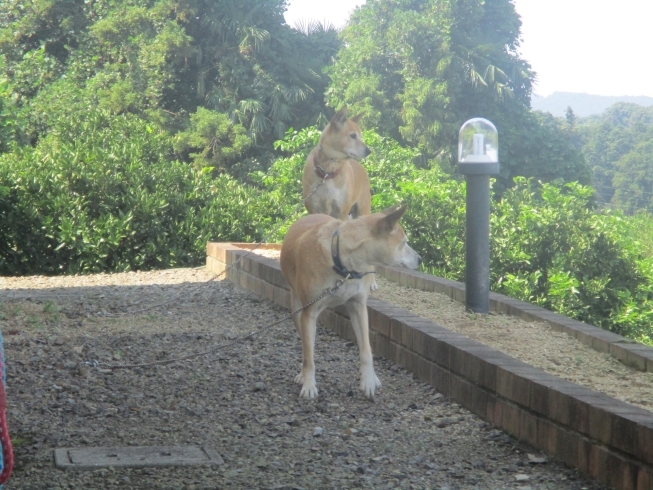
54 445 224 470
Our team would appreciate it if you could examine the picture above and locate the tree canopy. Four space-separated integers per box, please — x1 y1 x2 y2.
325 0 589 191
0 0 339 167
577 103 653 212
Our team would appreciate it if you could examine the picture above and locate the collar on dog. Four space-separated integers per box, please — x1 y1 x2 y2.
331 229 375 280
313 153 339 180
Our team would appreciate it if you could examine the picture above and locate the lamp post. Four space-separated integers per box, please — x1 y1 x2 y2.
457 118 499 314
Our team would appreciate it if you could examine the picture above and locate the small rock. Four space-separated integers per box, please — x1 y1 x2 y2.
313 427 324 437
527 453 548 464
515 474 531 481
253 382 266 392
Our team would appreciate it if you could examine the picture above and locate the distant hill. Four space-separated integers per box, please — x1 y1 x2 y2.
532 92 653 118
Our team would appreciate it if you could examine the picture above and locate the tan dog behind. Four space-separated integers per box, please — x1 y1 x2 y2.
280 204 421 399
302 106 372 220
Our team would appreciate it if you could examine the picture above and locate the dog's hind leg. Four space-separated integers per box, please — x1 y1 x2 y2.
345 299 381 399
296 307 320 399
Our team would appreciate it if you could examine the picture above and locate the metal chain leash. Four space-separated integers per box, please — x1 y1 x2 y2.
87 274 353 371
96 177 329 318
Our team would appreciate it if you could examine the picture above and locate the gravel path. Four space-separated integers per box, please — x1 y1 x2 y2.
0 269 609 489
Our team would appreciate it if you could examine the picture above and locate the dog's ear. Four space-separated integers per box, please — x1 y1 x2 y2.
330 106 349 128
350 113 364 124
376 204 408 232
380 204 407 216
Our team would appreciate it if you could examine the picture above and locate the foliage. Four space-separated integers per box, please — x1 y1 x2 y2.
576 103 653 211
0 74 23 152
491 178 651 339
324 0 589 193
624 211 653 259
0 108 268 274
173 107 251 175
0 0 340 159
611 138 653 213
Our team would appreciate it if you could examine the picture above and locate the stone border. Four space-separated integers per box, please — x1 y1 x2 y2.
207 243 653 490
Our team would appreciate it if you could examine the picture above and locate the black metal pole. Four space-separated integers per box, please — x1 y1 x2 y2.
465 174 490 313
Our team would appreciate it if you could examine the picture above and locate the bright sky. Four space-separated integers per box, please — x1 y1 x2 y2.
284 0 653 98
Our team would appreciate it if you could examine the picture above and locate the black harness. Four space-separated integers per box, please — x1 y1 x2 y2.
331 229 375 280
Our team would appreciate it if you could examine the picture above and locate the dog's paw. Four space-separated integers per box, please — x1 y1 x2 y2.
370 280 379 292
359 372 381 399
299 383 318 399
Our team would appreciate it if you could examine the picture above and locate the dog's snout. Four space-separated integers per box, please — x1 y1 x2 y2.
364 146 371 157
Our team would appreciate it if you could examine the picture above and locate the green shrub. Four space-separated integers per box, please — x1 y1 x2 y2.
491 178 652 340
0 109 266 274
173 107 252 174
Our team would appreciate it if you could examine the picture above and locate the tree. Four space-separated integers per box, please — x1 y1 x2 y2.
325 0 589 191
0 0 340 157
612 138 653 213
174 0 340 145
173 107 251 175
576 103 653 210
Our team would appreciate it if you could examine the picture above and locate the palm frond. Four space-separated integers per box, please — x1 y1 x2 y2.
250 113 271 136
239 26 270 51
239 98 265 115
283 86 308 104
292 19 337 36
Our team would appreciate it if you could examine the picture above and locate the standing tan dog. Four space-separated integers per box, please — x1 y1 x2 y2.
302 106 372 221
280 204 421 399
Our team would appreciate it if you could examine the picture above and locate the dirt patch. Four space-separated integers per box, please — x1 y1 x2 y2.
0 269 607 489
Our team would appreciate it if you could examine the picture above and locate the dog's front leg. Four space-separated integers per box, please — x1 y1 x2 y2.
346 300 381 398
370 266 379 291
296 308 319 399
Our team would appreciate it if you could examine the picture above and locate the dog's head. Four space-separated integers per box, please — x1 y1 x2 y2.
321 106 371 160
369 204 422 270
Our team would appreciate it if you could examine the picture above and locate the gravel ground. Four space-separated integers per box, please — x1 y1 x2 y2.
0 269 609 489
